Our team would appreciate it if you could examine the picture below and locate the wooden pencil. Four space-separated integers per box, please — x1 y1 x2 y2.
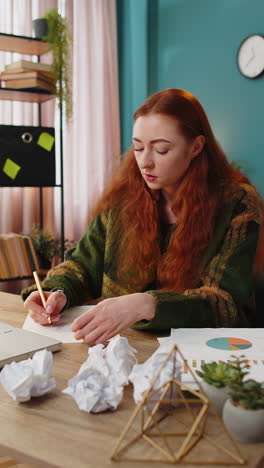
33 270 52 325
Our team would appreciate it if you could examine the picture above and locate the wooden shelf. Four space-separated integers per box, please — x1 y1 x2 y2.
0 33 49 55
0 88 55 103
0 34 54 103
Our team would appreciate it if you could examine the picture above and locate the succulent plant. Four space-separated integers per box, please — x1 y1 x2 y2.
227 356 264 410
196 361 239 388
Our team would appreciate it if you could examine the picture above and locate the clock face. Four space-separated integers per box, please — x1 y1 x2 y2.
237 34 264 78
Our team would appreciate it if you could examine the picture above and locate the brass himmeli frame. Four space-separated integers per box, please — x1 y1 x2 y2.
111 345 245 465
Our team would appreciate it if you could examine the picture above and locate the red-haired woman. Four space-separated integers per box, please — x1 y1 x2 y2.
23 89 264 343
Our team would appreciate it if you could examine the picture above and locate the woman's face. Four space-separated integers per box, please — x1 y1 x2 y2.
132 114 204 198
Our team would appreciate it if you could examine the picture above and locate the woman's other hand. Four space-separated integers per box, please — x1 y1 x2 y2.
71 293 155 344
24 290 67 325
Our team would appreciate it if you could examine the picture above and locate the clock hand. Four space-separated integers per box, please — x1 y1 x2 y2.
245 53 255 68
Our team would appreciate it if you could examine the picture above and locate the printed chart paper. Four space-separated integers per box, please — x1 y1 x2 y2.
158 328 264 386
23 305 94 343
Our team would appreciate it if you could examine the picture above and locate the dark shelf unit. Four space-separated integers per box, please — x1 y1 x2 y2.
0 32 64 282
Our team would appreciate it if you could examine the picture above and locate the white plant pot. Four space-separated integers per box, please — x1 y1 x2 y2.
200 381 229 415
223 398 264 443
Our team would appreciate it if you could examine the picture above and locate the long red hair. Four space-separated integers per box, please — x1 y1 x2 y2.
91 89 264 291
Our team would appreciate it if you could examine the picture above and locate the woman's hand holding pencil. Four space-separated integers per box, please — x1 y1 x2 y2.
24 271 67 326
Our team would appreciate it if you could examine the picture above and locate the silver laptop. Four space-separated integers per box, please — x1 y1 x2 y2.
0 322 62 367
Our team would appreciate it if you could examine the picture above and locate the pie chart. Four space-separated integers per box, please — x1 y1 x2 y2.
206 337 252 350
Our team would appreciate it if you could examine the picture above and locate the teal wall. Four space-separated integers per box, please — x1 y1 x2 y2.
117 0 264 194
117 0 150 154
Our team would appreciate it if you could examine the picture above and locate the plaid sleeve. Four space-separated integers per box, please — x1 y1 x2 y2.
21 212 107 306
133 185 261 330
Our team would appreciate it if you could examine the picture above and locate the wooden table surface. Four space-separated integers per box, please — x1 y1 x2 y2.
0 291 263 468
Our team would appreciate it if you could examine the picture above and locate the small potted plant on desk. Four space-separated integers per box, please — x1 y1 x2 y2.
196 361 238 415
223 356 264 443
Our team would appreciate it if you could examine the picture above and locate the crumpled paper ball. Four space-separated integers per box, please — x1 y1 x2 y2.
129 343 182 407
0 349 56 402
106 334 137 386
63 366 124 413
63 334 137 413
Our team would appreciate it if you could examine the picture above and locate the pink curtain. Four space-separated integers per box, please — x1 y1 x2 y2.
62 0 120 240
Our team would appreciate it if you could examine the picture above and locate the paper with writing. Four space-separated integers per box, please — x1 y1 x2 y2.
23 305 94 343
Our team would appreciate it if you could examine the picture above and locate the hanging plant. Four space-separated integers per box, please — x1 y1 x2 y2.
43 8 73 122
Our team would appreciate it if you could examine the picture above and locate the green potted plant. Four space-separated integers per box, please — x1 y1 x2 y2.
222 356 264 443
33 8 72 122
30 224 61 269
29 225 76 269
196 361 238 415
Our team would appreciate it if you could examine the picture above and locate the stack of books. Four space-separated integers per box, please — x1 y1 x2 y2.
0 233 40 279
0 60 56 93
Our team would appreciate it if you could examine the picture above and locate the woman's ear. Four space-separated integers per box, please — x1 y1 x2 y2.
191 135 206 159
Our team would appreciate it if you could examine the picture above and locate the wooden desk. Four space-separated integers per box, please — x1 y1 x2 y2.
0 292 263 468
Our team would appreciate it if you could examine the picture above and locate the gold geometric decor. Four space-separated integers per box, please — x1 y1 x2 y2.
111 345 245 465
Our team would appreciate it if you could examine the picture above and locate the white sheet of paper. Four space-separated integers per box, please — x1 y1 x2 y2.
22 306 94 343
161 328 264 386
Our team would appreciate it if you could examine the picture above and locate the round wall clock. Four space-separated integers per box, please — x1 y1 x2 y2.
237 34 264 79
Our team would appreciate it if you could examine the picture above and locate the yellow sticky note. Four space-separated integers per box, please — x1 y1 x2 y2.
37 132 55 152
2 158 21 180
